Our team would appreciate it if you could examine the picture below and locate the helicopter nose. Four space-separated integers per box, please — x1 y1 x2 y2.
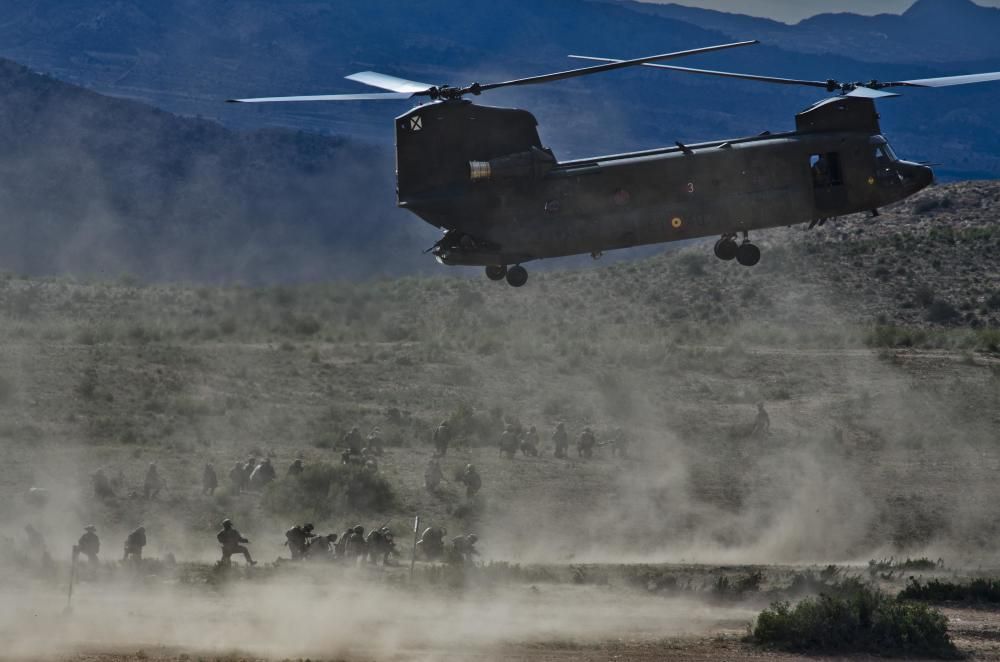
901 162 934 193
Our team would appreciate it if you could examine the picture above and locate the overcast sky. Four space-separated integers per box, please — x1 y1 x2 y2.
640 0 1000 24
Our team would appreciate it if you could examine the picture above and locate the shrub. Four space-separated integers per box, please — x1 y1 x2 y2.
900 577 1000 604
752 580 957 658
926 300 959 323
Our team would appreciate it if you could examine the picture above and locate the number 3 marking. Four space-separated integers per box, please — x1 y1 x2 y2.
687 182 695 194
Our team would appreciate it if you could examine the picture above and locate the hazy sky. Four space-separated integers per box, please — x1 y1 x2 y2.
641 0 1000 24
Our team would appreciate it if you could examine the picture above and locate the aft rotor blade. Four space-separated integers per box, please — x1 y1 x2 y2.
891 70 1000 88
845 87 899 99
568 54 833 89
227 92 414 103
345 71 435 94
476 40 759 93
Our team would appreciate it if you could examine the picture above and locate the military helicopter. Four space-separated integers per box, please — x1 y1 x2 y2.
230 40 1000 287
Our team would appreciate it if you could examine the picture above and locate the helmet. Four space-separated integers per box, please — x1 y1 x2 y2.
354 525 364 534
303 523 314 532
465 464 474 471
467 534 478 544
222 519 233 528
136 526 145 533
84 525 96 532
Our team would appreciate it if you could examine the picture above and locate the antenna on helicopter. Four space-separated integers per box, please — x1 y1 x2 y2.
227 40 759 104
566 54 1000 98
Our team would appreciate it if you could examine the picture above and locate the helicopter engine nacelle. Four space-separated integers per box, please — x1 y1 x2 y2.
469 146 556 182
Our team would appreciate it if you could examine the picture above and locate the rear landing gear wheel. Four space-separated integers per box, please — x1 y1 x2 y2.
506 265 528 288
737 242 761 267
714 236 738 261
485 265 507 281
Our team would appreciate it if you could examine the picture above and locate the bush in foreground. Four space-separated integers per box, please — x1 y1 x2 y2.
752 580 957 658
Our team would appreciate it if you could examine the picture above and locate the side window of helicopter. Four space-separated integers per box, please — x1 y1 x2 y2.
810 152 842 188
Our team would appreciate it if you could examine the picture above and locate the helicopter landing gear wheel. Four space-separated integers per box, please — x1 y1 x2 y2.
506 265 528 288
714 235 738 261
737 242 761 267
485 265 507 281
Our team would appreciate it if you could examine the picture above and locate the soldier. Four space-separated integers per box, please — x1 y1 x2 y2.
424 457 443 491
521 425 540 457
577 427 597 459
552 423 569 459
305 533 337 561
449 534 479 565
344 427 364 454
416 526 446 561
499 424 519 459
75 525 101 564
202 463 218 496
460 464 482 498
143 462 163 499
366 526 396 565
433 420 451 457
92 468 115 499
228 461 245 493
285 523 315 560
123 526 146 562
343 525 367 560
366 427 385 456
217 519 256 566
249 458 276 490
287 458 304 477
752 402 771 437
24 524 51 566
242 457 258 487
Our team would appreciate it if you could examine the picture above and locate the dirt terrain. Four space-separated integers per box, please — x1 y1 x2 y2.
1 181 1000 660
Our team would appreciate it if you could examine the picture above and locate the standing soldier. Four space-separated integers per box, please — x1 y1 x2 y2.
343 525 367 560
202 463 218 496
521 425 540 457
242 457 257 487
287 458 304 477
75 525 101 564
499 424 519 459
24 524 51 567
216 519 256 566
552 423 569 459
424 457 444 491
460 464 482 498
752 402 771 438
433 420 451 457
229 461 245 493
577 428 597 459
249 458 276 491
123 526 146 562
144 462 163 499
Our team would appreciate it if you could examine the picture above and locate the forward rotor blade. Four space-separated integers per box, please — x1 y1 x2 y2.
227 92 414 103
345 71 435 94
476 40 758 93
568 54 832 89
892 70 1000 88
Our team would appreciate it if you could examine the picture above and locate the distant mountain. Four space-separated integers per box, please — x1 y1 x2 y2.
0 58 429 282
616 0 1000 63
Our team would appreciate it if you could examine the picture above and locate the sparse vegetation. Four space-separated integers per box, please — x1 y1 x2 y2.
752 580 958 658
900 577 1000 604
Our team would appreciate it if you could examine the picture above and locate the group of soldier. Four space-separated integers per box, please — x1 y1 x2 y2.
423 459 481 497
61 517 477 570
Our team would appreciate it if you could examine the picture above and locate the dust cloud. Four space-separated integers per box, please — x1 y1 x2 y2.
0 571 754 660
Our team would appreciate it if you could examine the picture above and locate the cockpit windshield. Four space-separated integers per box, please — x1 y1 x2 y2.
870 135 899 163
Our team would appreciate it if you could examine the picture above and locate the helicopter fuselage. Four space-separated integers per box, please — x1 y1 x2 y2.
396 96 932 269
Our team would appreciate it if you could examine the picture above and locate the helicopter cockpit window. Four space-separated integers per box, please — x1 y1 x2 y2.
810 152 842 187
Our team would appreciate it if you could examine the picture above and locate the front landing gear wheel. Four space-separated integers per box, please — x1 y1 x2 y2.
736 242 761 267
485 265 507 281
714 237 738 261
506 265 528 288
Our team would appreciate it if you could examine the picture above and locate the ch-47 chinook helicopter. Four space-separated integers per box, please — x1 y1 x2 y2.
230 40 1000 287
